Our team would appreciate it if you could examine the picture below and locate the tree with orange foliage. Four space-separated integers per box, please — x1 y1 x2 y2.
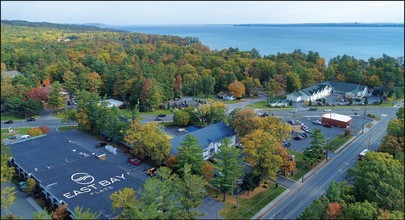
42 79 51 87
38 126 50 134
51 203 69 220
323 202 342 219
277 145 296 177
228 80 245 98
28 127 43 137
201 161 214 183
165 155 178 169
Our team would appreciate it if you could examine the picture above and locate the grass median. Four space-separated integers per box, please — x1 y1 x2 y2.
207 184 285 219
287 149 314 181
328 133 353 152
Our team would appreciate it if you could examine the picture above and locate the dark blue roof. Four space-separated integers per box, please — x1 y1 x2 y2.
170 122 236 155
8 132 142 219
186 126 200 132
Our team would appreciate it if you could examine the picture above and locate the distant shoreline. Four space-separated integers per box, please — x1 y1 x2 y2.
234 23 404 28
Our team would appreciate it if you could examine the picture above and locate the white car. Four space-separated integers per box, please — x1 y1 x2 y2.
21 135 31 139
177 128 185 132
312 120 322 125
324 109 332 112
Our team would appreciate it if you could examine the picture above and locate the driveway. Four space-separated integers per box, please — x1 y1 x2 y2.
1 182 42 219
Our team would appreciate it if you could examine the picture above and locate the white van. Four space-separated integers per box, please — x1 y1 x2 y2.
21 135 31 139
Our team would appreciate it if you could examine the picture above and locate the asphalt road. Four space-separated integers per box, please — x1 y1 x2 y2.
259 106 399 219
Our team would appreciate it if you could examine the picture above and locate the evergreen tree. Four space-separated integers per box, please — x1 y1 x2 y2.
175 135 204 177
303 128 326 165
212 138 244 202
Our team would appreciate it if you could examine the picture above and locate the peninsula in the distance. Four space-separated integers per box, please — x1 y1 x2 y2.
234 22 404 27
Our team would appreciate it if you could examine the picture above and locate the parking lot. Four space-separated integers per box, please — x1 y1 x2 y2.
281 115 373 153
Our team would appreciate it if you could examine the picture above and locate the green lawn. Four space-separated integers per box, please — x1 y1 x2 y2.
219 185 286 219
1 114 25 121
328 133 353 152
58 126 79 132
287 149 314 181
365 123 374 128
1 128 30 142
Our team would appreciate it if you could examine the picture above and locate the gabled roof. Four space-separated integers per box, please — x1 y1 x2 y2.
327 81 367 93
170 122 236 155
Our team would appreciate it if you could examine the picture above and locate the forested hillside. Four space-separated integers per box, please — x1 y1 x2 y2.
1 20 403 112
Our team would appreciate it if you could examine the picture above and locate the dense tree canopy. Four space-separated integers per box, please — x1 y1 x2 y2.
2 21 402 115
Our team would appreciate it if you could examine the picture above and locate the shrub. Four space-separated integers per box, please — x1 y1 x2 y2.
28 127 43 137
367 113 376 119
39 126 50 134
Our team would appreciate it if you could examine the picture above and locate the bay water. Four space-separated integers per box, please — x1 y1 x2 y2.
112 24 404 62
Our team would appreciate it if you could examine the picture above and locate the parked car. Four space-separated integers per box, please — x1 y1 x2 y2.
322 123 332 128
95 142 107 148
324 109 332 112
147 167 157 176
301 133 308 138
27 117 36 122
312 120 322 125
3 120 13 124
294 135 304 140
236 143 243 148
154 117 162 121
177 128 186 132
18 181 27 192
21 135 30 139
158 114 166 117
8 135 17 139
128 157 141 166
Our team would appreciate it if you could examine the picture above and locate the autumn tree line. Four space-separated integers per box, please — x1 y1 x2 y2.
298 107 404 220
1 21 404 116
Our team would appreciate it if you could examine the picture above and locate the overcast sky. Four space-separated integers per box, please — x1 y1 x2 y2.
1 1 404 25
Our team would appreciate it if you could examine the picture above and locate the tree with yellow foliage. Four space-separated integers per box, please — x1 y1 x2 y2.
241 129 283 180
125 121 171 165
228 80 245 98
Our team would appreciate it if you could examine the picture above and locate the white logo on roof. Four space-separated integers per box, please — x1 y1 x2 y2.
71 172 95 185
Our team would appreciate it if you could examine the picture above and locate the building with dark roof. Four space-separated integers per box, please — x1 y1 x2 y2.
7 133 142 219
287 81 368 102
328 81 368 98
3 70 22 78
170 122 236 160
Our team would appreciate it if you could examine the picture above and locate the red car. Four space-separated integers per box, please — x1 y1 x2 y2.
322 123 332 128
128 157 141 166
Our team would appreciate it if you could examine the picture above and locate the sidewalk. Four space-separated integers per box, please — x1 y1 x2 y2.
251 119 382 219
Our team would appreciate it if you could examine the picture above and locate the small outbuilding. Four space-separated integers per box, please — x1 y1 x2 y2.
322 113 352 128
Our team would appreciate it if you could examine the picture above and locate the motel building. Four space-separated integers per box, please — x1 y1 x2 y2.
7 133 142 219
